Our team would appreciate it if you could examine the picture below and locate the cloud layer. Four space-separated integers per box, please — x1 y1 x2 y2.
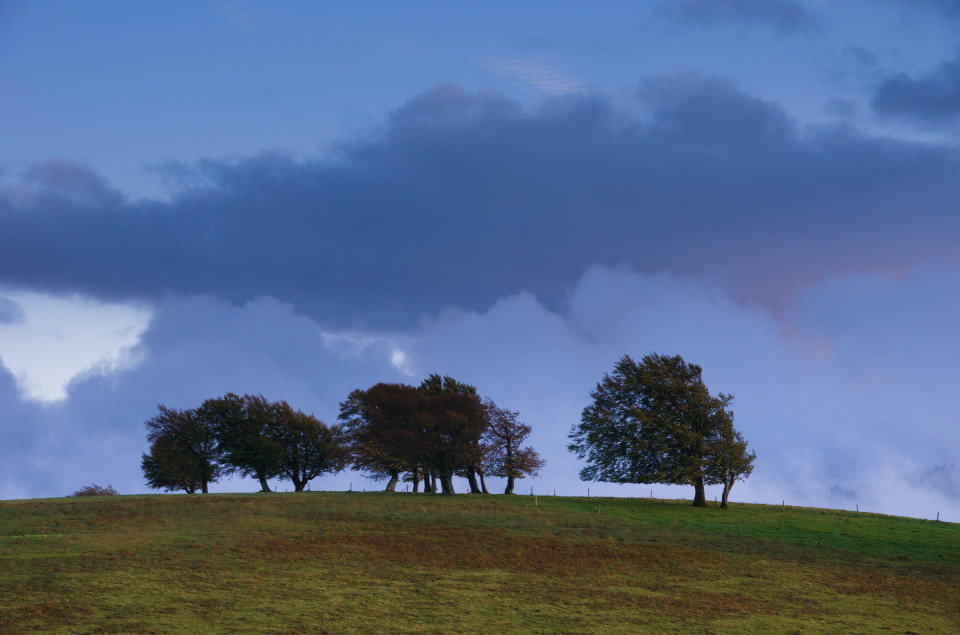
3 78 960 328
654 0 820 35
873 54 960 127
2 265 958 521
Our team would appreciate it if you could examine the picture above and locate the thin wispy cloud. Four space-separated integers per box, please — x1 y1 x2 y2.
487 56 586 95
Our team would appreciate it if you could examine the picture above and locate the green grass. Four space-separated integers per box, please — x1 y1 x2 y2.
1 493 958 633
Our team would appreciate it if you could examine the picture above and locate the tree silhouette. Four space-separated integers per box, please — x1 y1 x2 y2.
483 399 544 494
142 405 222 493
569 353 754 507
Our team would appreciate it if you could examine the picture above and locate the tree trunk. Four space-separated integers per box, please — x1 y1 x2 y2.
466 468 481 494
721 481 732 509
478 468 489 494
692 476 706 507
430 473 438 493
412 473 420 493
439 469 456 495
201 480 209 494
385 469 399 492
505 475 515 495
257 474 272 493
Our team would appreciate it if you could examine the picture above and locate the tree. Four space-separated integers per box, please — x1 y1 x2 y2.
569 353 753 507
339 384 422 492
482 399 545 494
340 376 488 495
419 374 487 494
269 401 348 492
713 426 756 509
142 405 222 493
414 386 487 495
206 393 284 493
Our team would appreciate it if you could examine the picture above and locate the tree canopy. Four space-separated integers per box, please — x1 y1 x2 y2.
142 405 223 494
568 353 755 507
482 399 545 494
339 377 487 495
141 395 347 493
339 375 542 495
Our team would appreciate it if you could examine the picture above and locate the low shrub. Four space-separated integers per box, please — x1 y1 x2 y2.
70 484 119 497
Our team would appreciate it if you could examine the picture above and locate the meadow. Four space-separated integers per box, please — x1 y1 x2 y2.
1 492 957 633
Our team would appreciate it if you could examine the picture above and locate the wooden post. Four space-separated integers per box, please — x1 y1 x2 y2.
349 483 352 492
650 489 652 499
535 495 538 507
554 488 556 496
856 504 858 514
598 504 601 515
782 500 784 511
587 487 590 498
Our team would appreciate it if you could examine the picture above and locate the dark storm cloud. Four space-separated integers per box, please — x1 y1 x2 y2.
653 0 820 35
3 78 960 326
872 55 960 126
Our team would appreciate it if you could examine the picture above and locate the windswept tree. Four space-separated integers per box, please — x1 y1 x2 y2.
339 383 422 492
340 376 488 495
205 393 284 493
269 401 348 492
141 440 200 493
713 425 756 509
141 405 222 494
415 385 487 495
569 353 754 507
482 399 545 494
419 374 487 494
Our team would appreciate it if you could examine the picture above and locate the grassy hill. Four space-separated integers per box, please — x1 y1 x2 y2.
1 492 958 633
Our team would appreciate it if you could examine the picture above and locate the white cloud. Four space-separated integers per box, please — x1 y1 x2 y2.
0 291 151 401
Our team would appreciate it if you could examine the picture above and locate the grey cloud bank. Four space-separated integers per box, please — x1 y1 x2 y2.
3 77 960 326
873 54 960 127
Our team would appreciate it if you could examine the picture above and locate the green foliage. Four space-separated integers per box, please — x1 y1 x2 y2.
142 405 222 493
570 353 755 506
1 494 957 633
142 396 347 494
203 393 283 492
268 402 349 492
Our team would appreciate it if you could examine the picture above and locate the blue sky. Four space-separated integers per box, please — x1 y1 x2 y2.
2 1 960 517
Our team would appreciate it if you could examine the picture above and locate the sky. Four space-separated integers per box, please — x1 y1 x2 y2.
2 0 959 519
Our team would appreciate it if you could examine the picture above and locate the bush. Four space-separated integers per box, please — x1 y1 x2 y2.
70 484 119 497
